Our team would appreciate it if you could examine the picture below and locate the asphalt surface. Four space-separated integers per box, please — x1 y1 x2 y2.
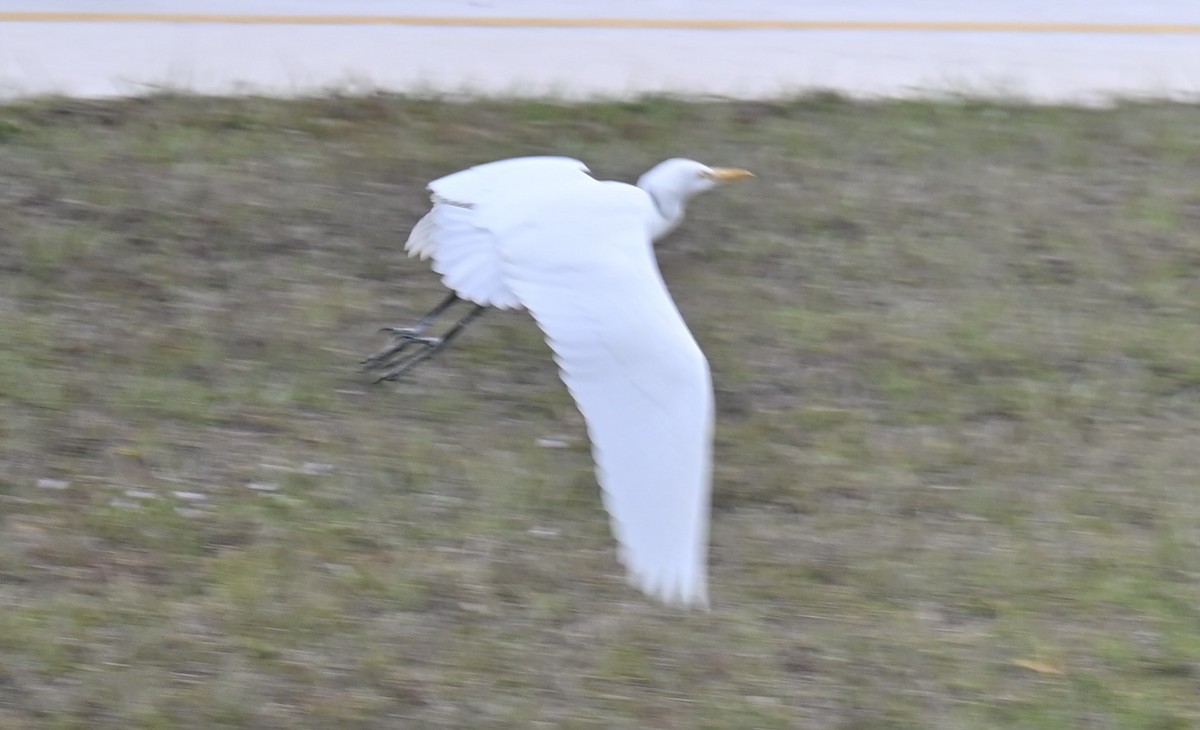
1 1 1198 101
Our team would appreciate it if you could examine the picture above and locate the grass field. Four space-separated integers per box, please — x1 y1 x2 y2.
1 93 1199 729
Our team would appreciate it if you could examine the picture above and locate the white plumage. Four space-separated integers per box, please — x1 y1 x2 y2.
399 156 752 608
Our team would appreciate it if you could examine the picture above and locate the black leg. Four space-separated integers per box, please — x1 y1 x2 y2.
362 291 488 381
371 305 486 382
386 291 460 336
361 292 462 369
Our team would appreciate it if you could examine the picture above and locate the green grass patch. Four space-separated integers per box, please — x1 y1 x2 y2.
0 92 1198 728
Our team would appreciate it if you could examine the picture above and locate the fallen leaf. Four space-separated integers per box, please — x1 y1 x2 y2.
1014 659 1064 676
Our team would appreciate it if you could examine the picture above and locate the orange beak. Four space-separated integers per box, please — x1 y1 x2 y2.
707 167 755 182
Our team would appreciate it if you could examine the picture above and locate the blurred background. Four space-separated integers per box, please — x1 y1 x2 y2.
2 0 1199 101
1 3 1199 729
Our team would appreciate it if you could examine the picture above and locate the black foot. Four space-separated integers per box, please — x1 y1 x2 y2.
361 327 436 369
361 295 486 381
366 335 448 382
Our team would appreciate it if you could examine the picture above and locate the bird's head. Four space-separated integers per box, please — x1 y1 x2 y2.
639 158 754 199
637 158 753 240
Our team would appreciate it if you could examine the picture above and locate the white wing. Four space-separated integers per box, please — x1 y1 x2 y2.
405 157 592 309
494 178 714 608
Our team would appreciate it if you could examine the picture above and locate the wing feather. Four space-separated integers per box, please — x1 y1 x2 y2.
404 157 592 309
497 181 714 608
429 156 590 207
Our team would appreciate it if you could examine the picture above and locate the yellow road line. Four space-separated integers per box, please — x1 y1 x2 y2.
0 13 1199 33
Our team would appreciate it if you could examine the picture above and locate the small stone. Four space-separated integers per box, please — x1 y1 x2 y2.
246 481 279 492
302 462 334 475
172 491 208 502
36 478 70 490
536 437 569 449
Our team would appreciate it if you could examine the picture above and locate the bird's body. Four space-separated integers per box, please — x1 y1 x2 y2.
366 157 751 608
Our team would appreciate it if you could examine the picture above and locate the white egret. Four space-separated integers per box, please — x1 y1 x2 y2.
364 157 753 607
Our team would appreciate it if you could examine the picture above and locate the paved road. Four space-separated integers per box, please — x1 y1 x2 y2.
1 1 1198 102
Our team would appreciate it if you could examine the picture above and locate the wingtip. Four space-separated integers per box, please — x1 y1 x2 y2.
607 500 710 610
625 563 710 611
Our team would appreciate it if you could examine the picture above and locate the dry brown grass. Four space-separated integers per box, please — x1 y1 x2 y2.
1 93 1199 728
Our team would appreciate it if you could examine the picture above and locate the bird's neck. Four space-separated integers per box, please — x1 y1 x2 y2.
645 189 686 242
